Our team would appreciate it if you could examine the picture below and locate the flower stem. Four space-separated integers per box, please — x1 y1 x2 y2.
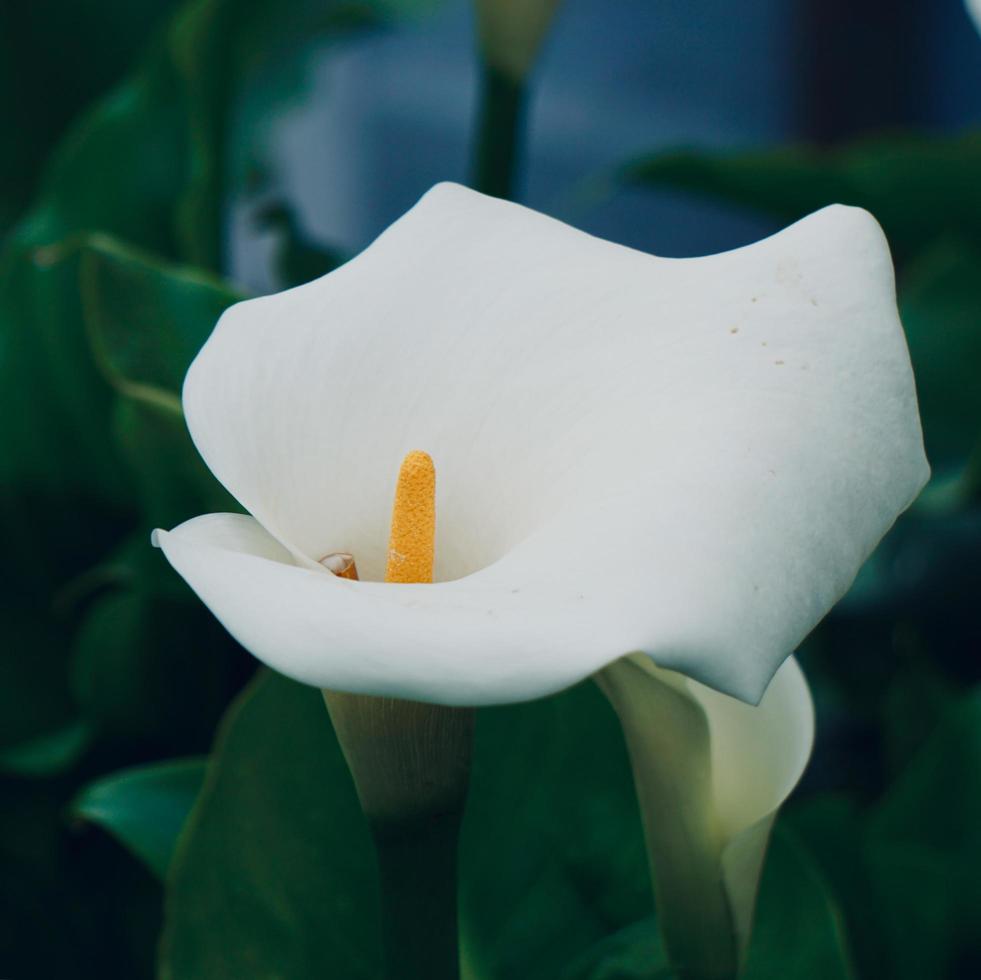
471 61 527 200
372 811 465 980
322 692 473 980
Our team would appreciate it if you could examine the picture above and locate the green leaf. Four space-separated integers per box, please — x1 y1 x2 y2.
0 769 163 979
554 826 856 980
70 579 245 750
872 690 981 848
17 0 400 269
80 236 242 400
159 672 383 980
556 919 670 980
0 721 92 779
742 828 855 979
785 797 879 962
899 240 981 466
22 58 193 258
622 131 981 263
161 668 853 979
71 758 207 878
79 237 242 525
0 240 129 517
0 613 78 754
0 0 178 235
826 510 981 728
160 674 649 980
161 675 645 980
460 682 651 979
790 691 981 980
788 799 953 980
869 690 981 965
112 396 237 528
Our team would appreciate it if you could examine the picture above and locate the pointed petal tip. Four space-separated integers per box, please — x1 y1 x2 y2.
914 453 933 498
420 180 471 203
413 182 508 223
795 201 891 254
654 638 785 709
813 200 878 224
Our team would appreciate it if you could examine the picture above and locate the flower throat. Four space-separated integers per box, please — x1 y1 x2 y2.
322 449 436 585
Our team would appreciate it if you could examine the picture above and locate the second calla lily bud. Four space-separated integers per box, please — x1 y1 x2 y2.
598 655 813 979
474 0 563 82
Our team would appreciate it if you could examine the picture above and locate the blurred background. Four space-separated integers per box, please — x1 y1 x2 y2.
1 1 979 978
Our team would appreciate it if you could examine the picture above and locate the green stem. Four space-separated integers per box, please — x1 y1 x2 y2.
372 812 464 980
322 692 473 980
471 62 527 200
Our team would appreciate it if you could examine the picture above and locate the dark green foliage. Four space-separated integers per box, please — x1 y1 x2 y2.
71 758 207 877
900 241 981 467
0 0 180 235
157 673 854 980
0 2 420 977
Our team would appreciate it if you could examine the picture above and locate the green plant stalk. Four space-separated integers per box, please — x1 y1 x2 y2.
323 691 474 980
372 811 465 980
471 62 527 201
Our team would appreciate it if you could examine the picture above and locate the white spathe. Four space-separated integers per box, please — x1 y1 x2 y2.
154 182 928 707
597 653 813 971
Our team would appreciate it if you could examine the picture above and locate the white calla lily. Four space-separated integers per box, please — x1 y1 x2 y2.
597 653 813 976
155 182 927 708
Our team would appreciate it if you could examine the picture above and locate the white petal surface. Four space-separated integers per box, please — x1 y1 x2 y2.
597 654 813 965
155 513 682 704
168 183 928 705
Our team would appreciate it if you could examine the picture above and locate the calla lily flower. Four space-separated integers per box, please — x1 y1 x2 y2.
597 653 813 976
155 182 926 978
154 182 927 710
